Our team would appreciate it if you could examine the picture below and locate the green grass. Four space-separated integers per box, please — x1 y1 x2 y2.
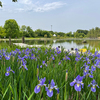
0 42 21 52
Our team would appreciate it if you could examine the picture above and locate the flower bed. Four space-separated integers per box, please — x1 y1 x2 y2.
0 47 100 100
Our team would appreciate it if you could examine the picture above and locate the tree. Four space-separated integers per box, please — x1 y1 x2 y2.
26 26 35 37
0 0 17 7
0 1 2 7
73 32 79 38
95 27 100 38
0 26 6 38
12 0 17 2
35 29 43 37
20 25 27 37
91 28 95 38
66 32 72 37
42 30 50 38
76 29 88 35
58 32 65 37
4 19 19 38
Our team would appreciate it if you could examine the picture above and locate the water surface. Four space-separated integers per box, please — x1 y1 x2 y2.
1 39 99 50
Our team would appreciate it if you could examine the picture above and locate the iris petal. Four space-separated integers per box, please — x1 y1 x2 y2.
74 84 81 91
5 72 10 76
47 89 53 97
70 81 75 86
91 87 96 92
34 85 40 93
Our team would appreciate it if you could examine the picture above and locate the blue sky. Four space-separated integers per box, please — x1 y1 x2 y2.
0 0 100 33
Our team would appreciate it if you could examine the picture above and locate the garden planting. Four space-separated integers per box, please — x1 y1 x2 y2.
0 47 100 100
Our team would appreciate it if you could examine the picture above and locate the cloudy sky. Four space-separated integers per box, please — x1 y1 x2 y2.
0 0 100 33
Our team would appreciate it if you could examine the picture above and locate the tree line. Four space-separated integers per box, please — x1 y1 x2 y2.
0 19 100 38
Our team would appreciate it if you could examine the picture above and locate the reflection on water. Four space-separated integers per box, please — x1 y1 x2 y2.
0 39 100 50
51 40 89 50
24 40 89 50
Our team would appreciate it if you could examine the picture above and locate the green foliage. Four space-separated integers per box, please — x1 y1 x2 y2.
42 30 49 37
87 27 100 38
74 30 87 38
1 19 100 38
26 26 35 37
0 0 17 7
0 42 21 52
4 19 19 38
0 1 2 7
20 25 27 37
0 26 6 38
66 31 73 37
74 32 79 38
57 32 65 37
35 29 43 37
0 47 100 99
73 28 100 38
12 0 17 2
44 34 47 38
57 35 60 38
76 29 88 35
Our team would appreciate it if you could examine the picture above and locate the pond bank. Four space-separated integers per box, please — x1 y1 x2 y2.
1 38 100 41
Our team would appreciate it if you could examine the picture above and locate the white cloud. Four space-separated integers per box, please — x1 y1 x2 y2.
19 0 32 5
34 2 66 12
2 1 66 13
17 1 66 12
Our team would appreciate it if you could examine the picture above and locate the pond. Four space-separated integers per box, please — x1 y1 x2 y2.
1 39 100 50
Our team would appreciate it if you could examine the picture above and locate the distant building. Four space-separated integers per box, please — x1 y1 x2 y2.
53 34 56 37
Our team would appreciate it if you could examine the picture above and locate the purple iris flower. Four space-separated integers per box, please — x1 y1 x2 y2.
75 48 78 52
24 55 29 59
34 77 46 93
38 48 41 50
5 67 15 76
57 50 61 54
55 53 57 56
66 56 70 60
91 65 96 71
18 51 21 55
45 79 58 97
57 88 59 94
95 60 100 68
18 56 28 70
81 63 87 69
31 54 37 60
83 68 93 78
40 65 42 68
5 54 11 60
42 61 47 67
42 61 45 65
75 57 80 62
19 61 28 70
85 57 89 62
56 47 59 51
88 79 99 92
83 57 90 64
58 61 61 65
0 55 2 60
52 57 55 60
81 64 93 78
11 50 17 56
63 56 70 61
70 75 84 91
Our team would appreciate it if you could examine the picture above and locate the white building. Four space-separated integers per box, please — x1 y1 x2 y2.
53 34 56 37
